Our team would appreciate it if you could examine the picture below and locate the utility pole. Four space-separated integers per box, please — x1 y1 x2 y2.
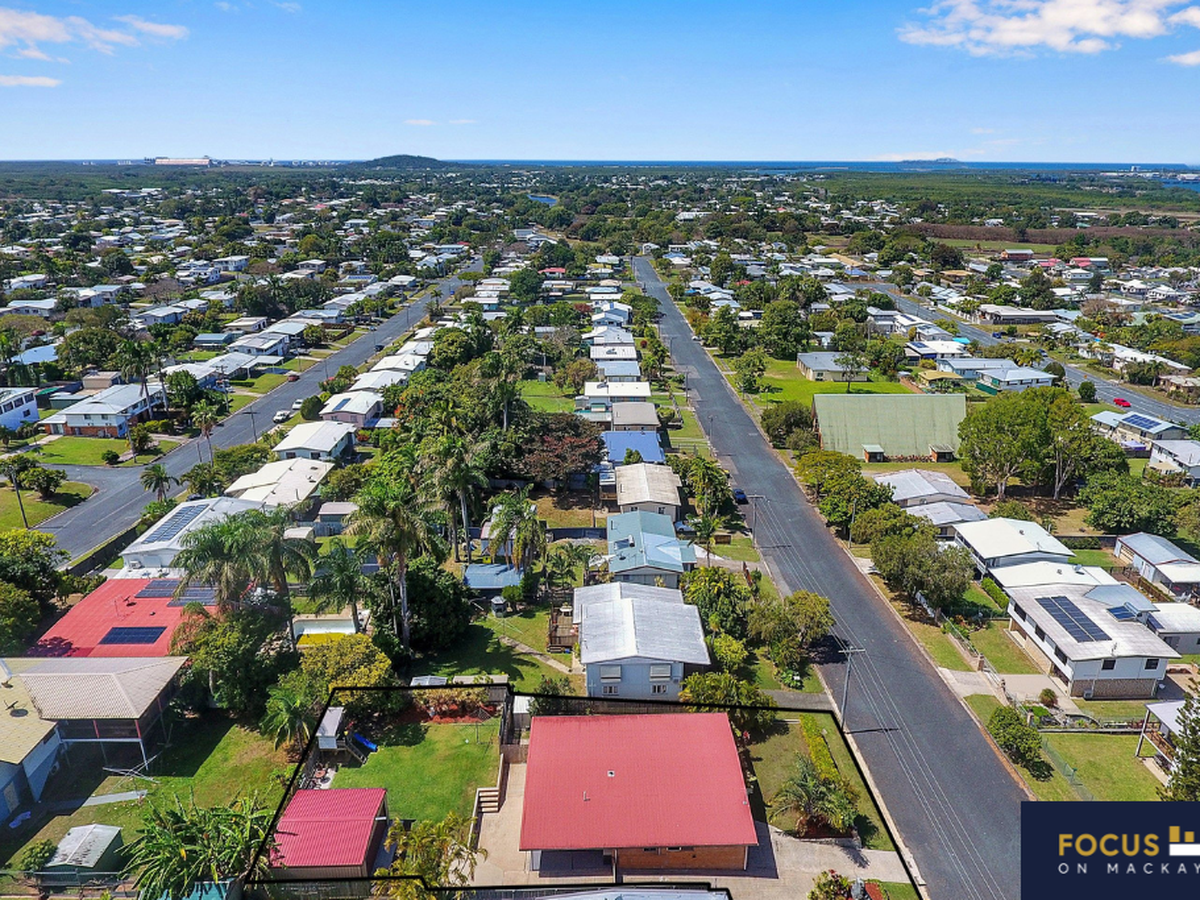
247 408 259 442
840 644 866 733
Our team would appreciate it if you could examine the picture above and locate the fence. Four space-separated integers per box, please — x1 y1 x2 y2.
1041 737 1097 802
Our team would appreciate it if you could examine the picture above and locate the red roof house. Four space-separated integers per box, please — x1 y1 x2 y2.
32 580 189 658
519 713 757 872
271 789 389 880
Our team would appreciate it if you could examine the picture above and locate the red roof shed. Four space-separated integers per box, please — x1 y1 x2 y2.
272 789 389 876
519 713 757 855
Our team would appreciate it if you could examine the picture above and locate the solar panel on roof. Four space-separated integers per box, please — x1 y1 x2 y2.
137 579 182 598
1036 596 1111 642
141 504 207 543
99 626 166 645
168 585 217 607
1123 414 1163 431
1107 606 1136 621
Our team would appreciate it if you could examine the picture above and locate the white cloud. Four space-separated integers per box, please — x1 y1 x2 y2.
449 118 475 125
1168 46 1200 60
271 1 302 12
970 127 997 134
0 73 59 86
0 6 186 60
113 15 189 40
405 119 435 126
215 2 238 11
900 0 1200 56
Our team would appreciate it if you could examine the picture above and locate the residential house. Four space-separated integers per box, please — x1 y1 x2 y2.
614 463 683 520
1148 440 1200 484
0 661 63 822
796 352 868 383
519 713 758 872
225 458 334 509
596 360 642 382
610 402 660 433
872 469 969 508
607 510 695 589
0 387 38 431
229 332 290 358
953 518 1072 577
575 584 707 700
1146 602 1200 654
42 382 167 437
905 340 970 361
1115 533 1200 599
274 421 357 462
977 366 1057 393
601 431 665 466
1092 411 1188 448
122 496 263 570
578 381 652 411
320 391 382 428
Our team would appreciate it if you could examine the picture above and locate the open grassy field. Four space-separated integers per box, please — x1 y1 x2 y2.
334 720 501 822
0 714 290 869
34 437 178 467
1042 733 1162 801
969 622 1041 675
0 481 92 529
752 359 912 409
863 460 971 487
417 621 577 693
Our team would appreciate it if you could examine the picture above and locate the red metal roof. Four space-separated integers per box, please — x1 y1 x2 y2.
32 579 186 658
273 789 387 869
519 713 757 852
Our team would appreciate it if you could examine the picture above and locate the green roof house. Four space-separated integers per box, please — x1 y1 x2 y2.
812 394 967 462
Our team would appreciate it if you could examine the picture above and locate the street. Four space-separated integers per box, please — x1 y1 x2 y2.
38 262 478 561
877 285 1200 425
635 257 1025 900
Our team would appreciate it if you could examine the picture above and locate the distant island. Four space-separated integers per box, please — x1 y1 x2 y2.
353 153 455 169
899 157 961 164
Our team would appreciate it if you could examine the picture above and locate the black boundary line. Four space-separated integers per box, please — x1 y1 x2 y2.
243 683 920 899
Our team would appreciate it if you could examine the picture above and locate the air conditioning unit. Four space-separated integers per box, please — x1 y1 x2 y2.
1083 690 1094 700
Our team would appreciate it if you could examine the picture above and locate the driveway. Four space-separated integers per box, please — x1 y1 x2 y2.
37 261 479 562
635 257 1025 900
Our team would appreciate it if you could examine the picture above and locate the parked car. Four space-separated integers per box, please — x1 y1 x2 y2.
733 488 748 504
1114 397 1132 408
286 373 300 382
273 410 290 424
291 398 305 413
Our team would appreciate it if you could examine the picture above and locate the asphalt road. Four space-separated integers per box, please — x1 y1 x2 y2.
38 261 479 561
635 258 1025 900
875 284 1200 425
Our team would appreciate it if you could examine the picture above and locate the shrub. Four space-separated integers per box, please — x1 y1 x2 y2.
988 706 1043 767
101 449 120 466
1060 535 1101 549
709 633 748 673
1039 688 1058 708
981 577 1008 609
17 840 56 874
801 715 839 780
299 396 323 420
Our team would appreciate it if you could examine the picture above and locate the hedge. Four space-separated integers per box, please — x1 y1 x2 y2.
802 714 839 780
981 577 1009 609
1060 535 1103 549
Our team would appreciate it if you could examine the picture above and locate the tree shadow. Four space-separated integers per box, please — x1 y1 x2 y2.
156 712 236 779
375 721 427 748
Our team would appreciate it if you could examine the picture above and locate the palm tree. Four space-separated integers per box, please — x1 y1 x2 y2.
261 680 316 756
377 812 485 899
309 538 369 633
425 435 487 564
489 487 545 572
243 506 317 646
191 401 220 464
140 463 177 502
688 513 721 566
183 462 221 498
173 516 258 609
346 478 445 653
772 756 858 836
688 456 727 516
115 338 157 405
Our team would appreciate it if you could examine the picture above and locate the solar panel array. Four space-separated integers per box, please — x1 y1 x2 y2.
1122 413 1163 431
99 626 166 645
137 579 181 598
141 504 207 544
167 585 217 607
1036 596 1111 643
1107 606 1136 621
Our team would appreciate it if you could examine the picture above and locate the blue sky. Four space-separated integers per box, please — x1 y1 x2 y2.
1 0 1199 162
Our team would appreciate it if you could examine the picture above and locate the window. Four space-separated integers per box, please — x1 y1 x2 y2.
1101 659 1116 671
1055 648 1067 664
1034 626 1046 641
1013 603 1026 621
602 685 619 696
1146 658 1160 670
651 684 667 695
648 664 672 681
600 665 622 682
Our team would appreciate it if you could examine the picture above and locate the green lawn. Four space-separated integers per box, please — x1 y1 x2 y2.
1071 698 1152 722
965 693 1002 722
482 607 551 654
714 534 760 562
34 437 175 467
875 881 921 900
0 481 92 529
970 622 1041 675
863 460 971 488
1042 733 1161 801
334 720 501 822
519 379 575 413
963 584 1001 612
0 714 289 869
753 359 912 408
909 617 972 671
666 407 710 456
1070 548 1118 569
417 622 576 693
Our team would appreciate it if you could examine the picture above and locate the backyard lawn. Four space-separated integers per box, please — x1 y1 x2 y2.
0 481 92 529
334 720 501 823
1071 698 1153 722
417 622 577 693
519 379 575 413
962 695 1079 800
753 359 912 408
482 607 551 654
534 492 604 529
969 622 1041 675
1070 548 1119 569
0 714 289 869
1042 733 1161 801
863 460 971 488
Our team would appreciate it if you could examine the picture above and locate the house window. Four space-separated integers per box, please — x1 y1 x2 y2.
648 664 672 681
1034 625 1046 641
1101 659 1116 671
600 665 622 682
602 685 619 696
1146 658 1160 670
1055 648 1067 664
651 684 667 695
1013 603 1026 621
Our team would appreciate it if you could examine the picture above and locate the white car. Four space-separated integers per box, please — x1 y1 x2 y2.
273 410 291 424
290 398 305 413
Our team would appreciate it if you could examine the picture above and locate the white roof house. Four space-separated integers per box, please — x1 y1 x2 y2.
41 382 167 438
320 391 382 425
907 501 987 536
371 353 425 374
872 469 969 508
225 458 334 508
274 420 356 462
351 370 407 393
122 496 263 571
590 345 638 362
614 463 683 518
1146 602 1200 654
1116 533 1200 599
953 518 1072 575
1149 440 1200 484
